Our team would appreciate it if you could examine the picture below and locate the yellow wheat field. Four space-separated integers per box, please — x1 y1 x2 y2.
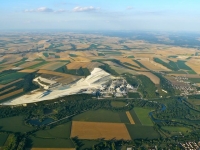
70 121 131 140
126 111 135 124
18 69 37 73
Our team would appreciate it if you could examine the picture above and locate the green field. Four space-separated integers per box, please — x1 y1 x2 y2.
127 55 135 58
97 52 105 56
28 61 48 69
34 122 71 138
188 78 200 83
137 75 157 98
0 72 27 84
13 58 27 67
111 101 127 107
123 62 140 69
73 109 122 123
69 54 77 57
104 51 122 55
187 99 200 105
43 52 49 57
167 70 187 74
128 92 140 98
176 60 193 70
129 109 141 125
153 58 178 71
0 133 8 146
29 137 75 148
133 107 154 126
168 55 178 58
126 125 160 140
0 116 34 132
118 112 131 124
162 126 192 134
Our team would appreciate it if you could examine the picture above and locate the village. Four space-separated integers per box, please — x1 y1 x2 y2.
179 141 200 149
166 75 200 96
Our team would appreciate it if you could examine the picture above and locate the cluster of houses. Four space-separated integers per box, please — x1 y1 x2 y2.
180 141 200 149
168 75 198 95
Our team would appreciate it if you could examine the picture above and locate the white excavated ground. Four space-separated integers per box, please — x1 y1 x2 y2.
2 68 113 105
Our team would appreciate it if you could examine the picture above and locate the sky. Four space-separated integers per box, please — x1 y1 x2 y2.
0 0 200 32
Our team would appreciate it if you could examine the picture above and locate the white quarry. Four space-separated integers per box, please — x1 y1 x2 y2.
2 68 135 105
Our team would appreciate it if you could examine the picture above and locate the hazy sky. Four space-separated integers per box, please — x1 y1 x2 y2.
0 0 200 31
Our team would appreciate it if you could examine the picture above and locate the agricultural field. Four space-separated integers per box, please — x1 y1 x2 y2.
110 65 138 75
111 101 127 107
186 59 200 74
0 86 16 95
18 61 42 69
33 122 72 138
37 69 81 79
137 75 157 98
0 79 23 88
118 112 131 124
133 107 154 126
162 126 192 135
0 72 27 85
70 56 91 62
128 92 141 98
0 88 23 101
187 99 200 105
26 61 47 69
66 62 102 71
117 58 140 68
0 116 34 132
73 109 122 123
27 122 74 149
126 111 135 124
188 78 200 83
138 71 160 84
37 62 68 70
70 121 131 140
137 60 169 71
126 125 160 140
18 69 37 73
129 109 142 125
1 32 200 149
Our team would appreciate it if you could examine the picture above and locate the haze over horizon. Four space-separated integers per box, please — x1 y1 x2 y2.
0 0 200 32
